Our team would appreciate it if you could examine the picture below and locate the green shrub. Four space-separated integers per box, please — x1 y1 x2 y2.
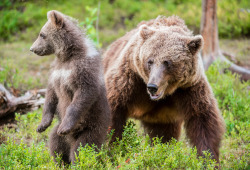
79 6 101 47
206 61 250 169
0 91 249 169
0 139 58 169
73 121 218 169
218 0 250 38
0 61 249 169
206 61 250 134
0 58 42 90
0 0 249 43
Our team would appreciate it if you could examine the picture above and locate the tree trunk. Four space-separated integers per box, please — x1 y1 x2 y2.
200 0 250 81
200 0 220 70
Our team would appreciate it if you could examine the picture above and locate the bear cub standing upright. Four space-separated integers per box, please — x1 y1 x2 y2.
30 10 110 164
104 16 225 163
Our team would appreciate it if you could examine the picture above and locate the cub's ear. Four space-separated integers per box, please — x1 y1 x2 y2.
139 25 155 39
47 10 64 29
187 35 204 55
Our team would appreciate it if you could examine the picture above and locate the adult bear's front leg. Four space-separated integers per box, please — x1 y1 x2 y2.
110 105 128 143
176 79 225 163
142 121 183 143
185 112 224 162
105 68 139 143
106 75 129 143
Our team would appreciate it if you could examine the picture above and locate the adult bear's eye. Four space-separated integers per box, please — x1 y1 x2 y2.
148 60 153 69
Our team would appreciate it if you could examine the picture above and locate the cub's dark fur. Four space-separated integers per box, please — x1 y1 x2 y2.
30 10 110 164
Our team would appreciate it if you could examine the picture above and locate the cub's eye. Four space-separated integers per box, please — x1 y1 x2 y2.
39 33 46 39
147 60 153 69
163 60 172 67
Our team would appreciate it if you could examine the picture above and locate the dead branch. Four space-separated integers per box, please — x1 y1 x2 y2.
219 54 250 81
221 51 238 64
0 84 46 118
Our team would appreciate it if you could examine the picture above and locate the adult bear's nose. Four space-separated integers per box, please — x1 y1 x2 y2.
147 84 158 94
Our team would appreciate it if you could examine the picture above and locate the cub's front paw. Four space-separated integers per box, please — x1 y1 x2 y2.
57 122 74 136
37 123 48 133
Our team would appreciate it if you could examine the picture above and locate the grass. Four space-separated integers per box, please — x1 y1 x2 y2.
0 0 250 45
0 41 53 90
220 39 250 68
0 62 249 169
0 1 249 168
1 38 249 90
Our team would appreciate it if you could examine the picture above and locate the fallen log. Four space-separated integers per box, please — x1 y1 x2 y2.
0 84 46 118
220 54 250 81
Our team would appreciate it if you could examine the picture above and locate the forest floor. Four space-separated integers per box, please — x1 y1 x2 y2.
0 38 249 169
0 38 249 90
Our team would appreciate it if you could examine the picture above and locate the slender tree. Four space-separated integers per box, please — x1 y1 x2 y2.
200 0 250 81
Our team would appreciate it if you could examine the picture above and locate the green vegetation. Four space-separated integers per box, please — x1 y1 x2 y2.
0 62 249 169
0 0 249 45
0 58 43 90
0 0 249 169
0 41 49 90
206 62 250 169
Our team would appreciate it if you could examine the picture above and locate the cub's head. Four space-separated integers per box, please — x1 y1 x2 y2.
137 25 203 100
30 10 80 56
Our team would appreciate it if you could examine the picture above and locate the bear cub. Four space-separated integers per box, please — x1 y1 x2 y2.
30 10 110 164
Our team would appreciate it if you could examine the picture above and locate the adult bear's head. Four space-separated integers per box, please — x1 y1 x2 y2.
135 25 204 100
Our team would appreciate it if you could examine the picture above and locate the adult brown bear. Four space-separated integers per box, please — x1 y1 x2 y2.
103 16 225 162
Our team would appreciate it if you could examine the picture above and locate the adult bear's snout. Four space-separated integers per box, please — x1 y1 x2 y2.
147 84 158 95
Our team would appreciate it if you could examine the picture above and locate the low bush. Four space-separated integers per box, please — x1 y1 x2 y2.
0 62 249 169
0 0 249 44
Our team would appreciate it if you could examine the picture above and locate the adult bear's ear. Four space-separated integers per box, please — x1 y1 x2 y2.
187 35 204 55
139 25 155 39
47 10 64 29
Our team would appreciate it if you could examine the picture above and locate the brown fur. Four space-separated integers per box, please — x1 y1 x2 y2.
30 10 110 164
103 16 225 162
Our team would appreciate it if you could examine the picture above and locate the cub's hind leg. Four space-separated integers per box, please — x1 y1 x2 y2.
69 128 106 164
49 124 71 164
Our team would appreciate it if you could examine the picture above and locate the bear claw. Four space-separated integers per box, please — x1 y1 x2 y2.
37 125 47 133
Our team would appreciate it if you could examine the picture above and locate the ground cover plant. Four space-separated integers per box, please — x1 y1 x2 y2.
0 0 249 169
0 62 249 169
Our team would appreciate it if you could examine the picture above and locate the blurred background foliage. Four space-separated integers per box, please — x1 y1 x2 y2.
0 0 249 46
